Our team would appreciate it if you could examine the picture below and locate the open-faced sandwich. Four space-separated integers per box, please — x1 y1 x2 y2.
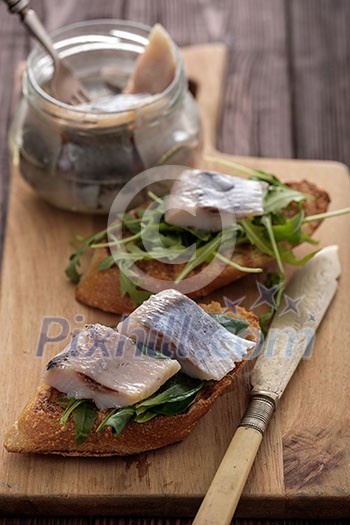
66 163 331 318
4 290 260 456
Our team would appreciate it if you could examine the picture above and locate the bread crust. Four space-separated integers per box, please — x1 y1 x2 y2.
75 180 330 315
4 303 259 456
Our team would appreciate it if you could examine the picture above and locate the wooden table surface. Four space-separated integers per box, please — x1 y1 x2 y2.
0 0 349 523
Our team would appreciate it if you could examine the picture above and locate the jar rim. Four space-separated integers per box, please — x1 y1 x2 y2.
25 18 183 119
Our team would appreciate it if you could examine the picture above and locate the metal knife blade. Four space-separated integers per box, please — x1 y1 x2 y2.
251 244 341 401
192 245 341 525
240 244 341 433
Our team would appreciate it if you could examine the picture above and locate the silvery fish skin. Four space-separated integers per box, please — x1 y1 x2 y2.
43 324 180 409
117 289 255 381
165 169 266 231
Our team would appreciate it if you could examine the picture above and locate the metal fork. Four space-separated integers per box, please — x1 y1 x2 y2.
3 0 91 106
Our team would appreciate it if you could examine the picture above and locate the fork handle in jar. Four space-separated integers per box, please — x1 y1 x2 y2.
2 0 60 66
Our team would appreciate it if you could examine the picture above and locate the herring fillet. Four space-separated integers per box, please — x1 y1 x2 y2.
165 170 266 231
117 289 255 381
44 324 180 409
124 24 176 95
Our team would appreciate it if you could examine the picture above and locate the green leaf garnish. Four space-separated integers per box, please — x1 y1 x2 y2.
96 407 135 436
263 186 312 215
240 218 274 257
135 373 204 410
150 397 196 416
209 313 249 334
95 374 206 435
72 401 98 446
259 272 285 334
119 271 151 305
272 211 304 244
59 399 97 445
174 233 222 283
60 398 85 425
65 229 108 283
97 255 115 271
261 215 284 274
302 207 350 223
122 212 142 234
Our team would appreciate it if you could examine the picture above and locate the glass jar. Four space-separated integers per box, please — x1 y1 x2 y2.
10 20 201 213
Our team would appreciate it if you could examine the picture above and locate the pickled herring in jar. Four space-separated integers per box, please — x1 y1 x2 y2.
10 21 201 213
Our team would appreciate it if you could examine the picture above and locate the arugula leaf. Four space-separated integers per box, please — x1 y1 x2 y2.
96 374 205 432
261 215 284 274
251 171 286 187
215 252 263 274
152 396 197 415
60 399 85 425
97 255 115 271
209 313 249 334
133 410 159 423
299 231 319 245
214 229 263 273
302 207 350 223
122 213 142 234
119 271 151 305
96 407 135 436
174 234 222 283
271 211 304 244
263 187 312 215
65 229 108 283
134 395 197 423
240 218 274 257
180 226 212 242
241 215 317 269
72 401 98 446
135 373 204 410
259 272 285 334
59 399 97 445
278 247 320 266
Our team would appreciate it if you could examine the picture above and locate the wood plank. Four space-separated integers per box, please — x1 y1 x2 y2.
287 0 350 165
0 7 29 264
217 0 293 158
1 1 350 523
0 44 349 519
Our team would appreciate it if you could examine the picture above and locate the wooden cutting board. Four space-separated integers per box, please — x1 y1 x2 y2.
0 44 349 518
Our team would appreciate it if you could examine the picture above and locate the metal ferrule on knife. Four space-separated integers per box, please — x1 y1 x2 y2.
239 393 276 434
191 245 342 525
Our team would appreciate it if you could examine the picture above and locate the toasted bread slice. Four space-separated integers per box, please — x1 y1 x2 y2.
75 180 330 315
4 303 259 456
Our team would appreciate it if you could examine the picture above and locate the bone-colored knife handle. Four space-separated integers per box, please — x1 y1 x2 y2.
192 395 275 525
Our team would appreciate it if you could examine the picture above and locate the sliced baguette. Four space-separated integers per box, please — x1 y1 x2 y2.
4 303 259 456
75 180 330 314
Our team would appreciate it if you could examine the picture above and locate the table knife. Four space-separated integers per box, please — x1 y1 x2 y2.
193 244 341 525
